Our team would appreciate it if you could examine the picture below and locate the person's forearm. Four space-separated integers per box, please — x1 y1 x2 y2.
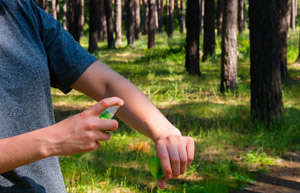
0 128 52 173
71 61 181 141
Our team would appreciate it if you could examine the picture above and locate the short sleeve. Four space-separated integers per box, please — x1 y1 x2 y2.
32 1 97 93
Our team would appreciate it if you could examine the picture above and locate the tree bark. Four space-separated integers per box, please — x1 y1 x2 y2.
98 0 107 42
88 0 100 53
217 0 224 36
249 0 283 125
290 0 297 31
202 0 216 61
135 0 141 40
238 0 245 33
178 0 185 33
157 0 163 33
142 0 149 34
185 0 201 75
51 0 57 19
62 0 67 29
115 0 122 47
279 0 291 81
199 0 204 35
67 0 83 42
126 0 136 48
167 0 174 37
80 0 85 37
220 0 238 93
104 0 115 49
148 0 156 48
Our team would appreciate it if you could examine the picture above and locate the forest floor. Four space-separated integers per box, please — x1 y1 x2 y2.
234 152 300 193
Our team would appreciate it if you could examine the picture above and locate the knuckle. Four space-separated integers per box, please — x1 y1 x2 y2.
180 158 187 164
159 153 169 160
188 156 194 162
78 111 89 119
99 99 109 108
87 143 98 151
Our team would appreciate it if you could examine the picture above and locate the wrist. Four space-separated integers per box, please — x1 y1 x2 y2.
152 125 182 142
35 126 60 158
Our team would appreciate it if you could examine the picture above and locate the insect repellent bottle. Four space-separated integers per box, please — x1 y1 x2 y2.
100 106 120 119
74 106 120 159
148 157 164 180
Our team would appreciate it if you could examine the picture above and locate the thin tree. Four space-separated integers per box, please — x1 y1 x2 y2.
185 0 201 75
67 0 83 42
290 0 298 31
217 0 224 36
157 0 163 33
115 0 123 47
62 0 67 29
148 0 156 48
89 0 100 53
126 0 136 48
220 0 238 93
51 0 57 19
238 0 245 33
104 0 115 49
249 0 283 125
178 0 185 33
202 0 216 61
135 0 141 40
279 0 291 81
35 0 48 12
167 0 174 37
80 0 85 37
142 0 149 34
98 0 107 42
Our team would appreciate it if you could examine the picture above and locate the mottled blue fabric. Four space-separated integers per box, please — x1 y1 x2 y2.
0 0 97 192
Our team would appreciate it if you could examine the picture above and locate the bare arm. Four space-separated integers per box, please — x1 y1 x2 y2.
71 61 195 188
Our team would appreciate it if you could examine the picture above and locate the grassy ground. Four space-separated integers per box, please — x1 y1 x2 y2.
52 30 300 193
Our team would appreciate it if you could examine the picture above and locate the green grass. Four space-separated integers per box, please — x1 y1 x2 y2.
53 30 300 193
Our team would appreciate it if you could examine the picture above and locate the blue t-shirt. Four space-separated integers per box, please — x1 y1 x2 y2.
0 0 97 192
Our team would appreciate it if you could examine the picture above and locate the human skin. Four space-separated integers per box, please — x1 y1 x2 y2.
0 61 195 189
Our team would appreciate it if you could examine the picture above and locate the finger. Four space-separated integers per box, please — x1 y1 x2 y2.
166 143 180 177
186 137 195 166
178 142 188 175
87 97 124 116
93 130 111 141
157 179 166 189
156 142 172 179
89 117 119 132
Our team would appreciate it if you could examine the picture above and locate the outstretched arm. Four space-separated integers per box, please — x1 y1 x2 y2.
71 61 195 188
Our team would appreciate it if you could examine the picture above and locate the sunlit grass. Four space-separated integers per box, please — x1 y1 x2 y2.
53 30 300 193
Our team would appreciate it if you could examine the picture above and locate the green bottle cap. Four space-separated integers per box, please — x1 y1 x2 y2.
148 157 164 180
100 106 120 119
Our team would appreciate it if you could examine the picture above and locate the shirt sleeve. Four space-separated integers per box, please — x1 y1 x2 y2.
32 1 97 93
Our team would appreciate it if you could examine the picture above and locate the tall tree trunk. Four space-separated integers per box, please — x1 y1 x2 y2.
249 0 283 125
290 0 297 31
279 0 291 81
167 0 174 37
68 0 83 42
199 0 204 35
157 0 163 33
186 0 201 75
80 0 85 36
178 0 185 33
142 0 149 34
220 0 238 93
62 0 67 29
104 0 115 49
148 0 156 48
202 0 216 61
98 0 107 42
115 0 122 47
126 0 136 48
135 0 141 40
51 0 57 19
89 0 100 53
217 0 224 36
238 0 245 33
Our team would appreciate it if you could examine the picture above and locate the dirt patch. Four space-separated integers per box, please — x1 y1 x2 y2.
234 152 300 193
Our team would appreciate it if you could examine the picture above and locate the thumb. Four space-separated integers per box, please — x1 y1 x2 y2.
87 97 124 116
